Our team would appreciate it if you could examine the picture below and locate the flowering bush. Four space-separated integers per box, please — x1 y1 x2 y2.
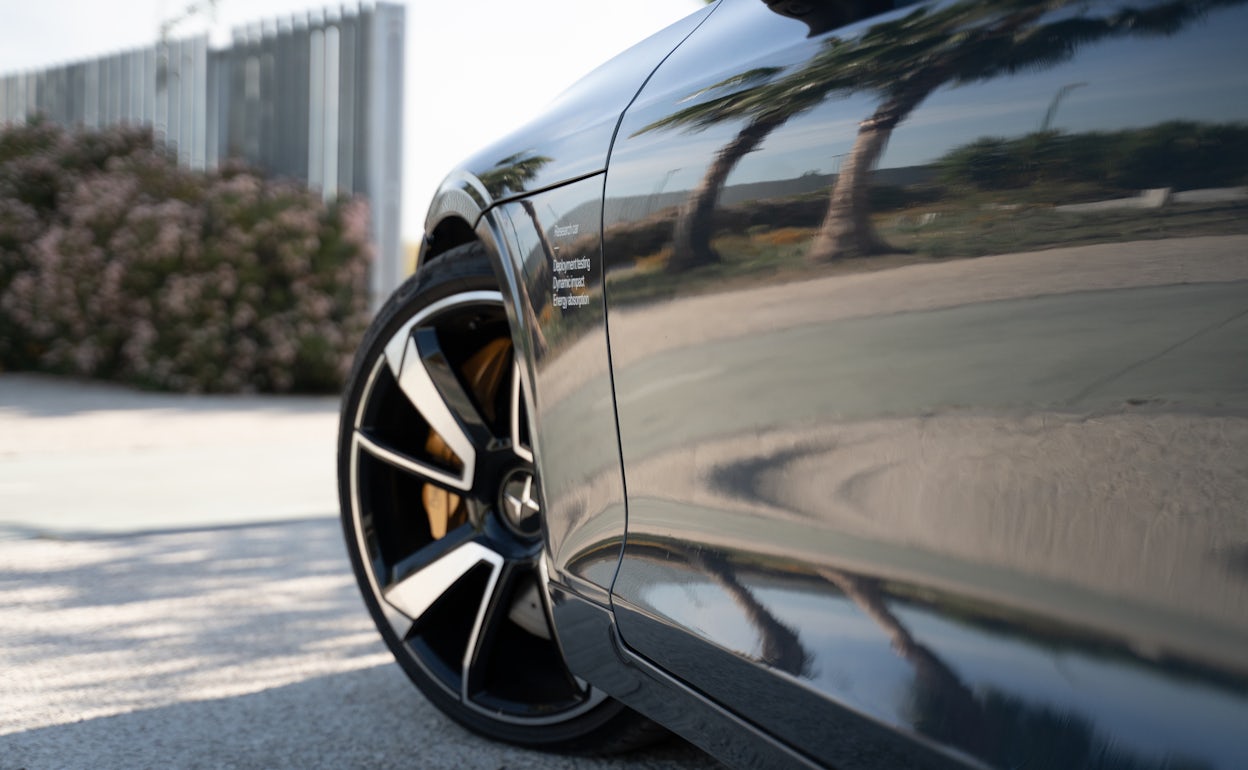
0 120 371 393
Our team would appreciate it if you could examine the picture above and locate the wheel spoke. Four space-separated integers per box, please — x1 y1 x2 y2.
369 290 506 492
507 576 553 640
354 429 468 492
383 536 504 637
458 560 600 720
387 332 479 491
415 325 504 445
511 362 534 464
462 561 530 703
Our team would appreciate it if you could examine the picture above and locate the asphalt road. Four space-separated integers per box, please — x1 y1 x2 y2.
0 374 719 770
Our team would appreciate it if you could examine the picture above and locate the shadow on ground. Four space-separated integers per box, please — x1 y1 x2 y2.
3 666 719 770
0 519 719 769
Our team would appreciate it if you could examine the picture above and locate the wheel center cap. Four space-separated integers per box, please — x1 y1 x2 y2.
498 469 541 537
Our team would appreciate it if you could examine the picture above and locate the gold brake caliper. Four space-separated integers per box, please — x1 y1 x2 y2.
421 337 513 540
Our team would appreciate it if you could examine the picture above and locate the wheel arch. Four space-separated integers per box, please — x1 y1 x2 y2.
418 175 548 539
418 171 494 269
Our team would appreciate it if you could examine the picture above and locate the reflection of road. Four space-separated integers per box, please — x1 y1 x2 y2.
607 267 1248 672
621 552 1248 770
615 279 1248 454
532 235 1248 410
605 234 1248 374
622 401 1248 675
544 235 1248 424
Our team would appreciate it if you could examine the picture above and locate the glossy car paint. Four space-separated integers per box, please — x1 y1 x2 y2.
491 178 626 606
415 0 1248 767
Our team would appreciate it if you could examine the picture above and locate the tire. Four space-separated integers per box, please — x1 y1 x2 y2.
337 242 659 751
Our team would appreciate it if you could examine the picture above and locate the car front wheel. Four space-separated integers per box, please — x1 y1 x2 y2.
337 241 656 750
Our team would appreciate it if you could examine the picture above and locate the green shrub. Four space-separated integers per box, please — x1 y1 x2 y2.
0 120 371 393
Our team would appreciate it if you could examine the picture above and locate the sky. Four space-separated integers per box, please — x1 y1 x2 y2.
0 0 706 243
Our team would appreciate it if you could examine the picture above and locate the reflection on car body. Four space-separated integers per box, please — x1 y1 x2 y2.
338 1 1248 767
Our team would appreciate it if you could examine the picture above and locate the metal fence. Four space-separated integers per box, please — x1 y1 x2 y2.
0 3 405 304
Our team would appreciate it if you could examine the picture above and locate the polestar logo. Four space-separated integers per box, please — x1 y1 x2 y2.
500 470 540 536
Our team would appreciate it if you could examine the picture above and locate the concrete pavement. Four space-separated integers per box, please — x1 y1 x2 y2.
0 374 342 539
0 374 718 769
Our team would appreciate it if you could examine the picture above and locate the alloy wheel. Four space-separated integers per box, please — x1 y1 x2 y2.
343 287 606 725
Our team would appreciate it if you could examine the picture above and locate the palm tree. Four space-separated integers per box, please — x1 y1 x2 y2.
639 0 1239 269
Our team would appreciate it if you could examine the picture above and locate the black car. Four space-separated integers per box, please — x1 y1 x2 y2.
336 1 1248 767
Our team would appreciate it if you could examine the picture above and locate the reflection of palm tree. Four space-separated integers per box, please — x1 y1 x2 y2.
642 0 1236 269
1040 81 1088 133
478 152 552 200
641 67 801 270
818 567 1213 768
479 153 557 263
688 548 810 676
819 568 984 747
479 153 553 355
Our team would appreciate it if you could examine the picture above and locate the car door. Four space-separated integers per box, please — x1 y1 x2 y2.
601 0 1248 767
